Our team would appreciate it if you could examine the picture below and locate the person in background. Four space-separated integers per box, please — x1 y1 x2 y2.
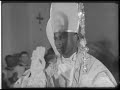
19 51 31 70
3 51 31 88
14 47 46 87
13 52 27 81
2 55 19 88
11 51 31 87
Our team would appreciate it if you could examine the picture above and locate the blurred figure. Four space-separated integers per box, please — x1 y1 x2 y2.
13 51 31 81
14 47 46 88
19 51 31 70
3 55 18 88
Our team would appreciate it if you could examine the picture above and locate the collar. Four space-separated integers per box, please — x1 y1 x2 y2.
61 52 77 65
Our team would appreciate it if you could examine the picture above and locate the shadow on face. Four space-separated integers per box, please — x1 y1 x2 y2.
54 32 68 55
54 32 78 56
21 54 30 65
5 55 18 68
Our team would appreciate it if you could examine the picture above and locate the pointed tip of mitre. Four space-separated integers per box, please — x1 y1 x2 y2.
50 3 81 33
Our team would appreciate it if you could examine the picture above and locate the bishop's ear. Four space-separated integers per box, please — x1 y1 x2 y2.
73 33 79 42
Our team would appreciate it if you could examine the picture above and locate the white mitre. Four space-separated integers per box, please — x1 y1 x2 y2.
50 3 80 33
46 3 81 83
46 3 82 56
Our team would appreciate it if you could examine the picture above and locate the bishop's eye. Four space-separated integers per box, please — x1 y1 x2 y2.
54 32 62 40
61 32 68 38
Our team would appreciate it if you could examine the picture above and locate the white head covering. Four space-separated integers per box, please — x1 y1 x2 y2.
46 3 85 55
50 3 79 33
46 18 60 56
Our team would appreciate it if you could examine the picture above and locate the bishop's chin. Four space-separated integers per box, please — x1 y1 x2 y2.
56 48 63 54
57 48 62 53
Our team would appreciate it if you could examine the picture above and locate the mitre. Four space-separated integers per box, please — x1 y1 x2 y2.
46 3 84 56
50 3 80 33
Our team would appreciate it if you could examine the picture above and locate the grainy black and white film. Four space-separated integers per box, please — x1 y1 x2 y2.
2 2 118 88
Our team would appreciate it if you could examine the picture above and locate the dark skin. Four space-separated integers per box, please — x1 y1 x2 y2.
54 32 79 58
53 12 81 58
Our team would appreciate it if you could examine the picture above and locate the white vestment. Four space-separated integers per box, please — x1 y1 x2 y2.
13 3 117 88
45 3 117 87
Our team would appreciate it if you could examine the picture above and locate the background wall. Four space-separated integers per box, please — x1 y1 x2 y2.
84 3 118 57
2 3 118 68
28 3 51 53
2 3 31 68
2 3 51 68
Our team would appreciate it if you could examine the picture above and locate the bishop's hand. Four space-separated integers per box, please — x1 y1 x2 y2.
30 46 46 71
31 46 45 60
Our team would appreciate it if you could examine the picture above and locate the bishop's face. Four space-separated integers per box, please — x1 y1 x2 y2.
53 12 68 55
54 32 68 55
53 12 77 56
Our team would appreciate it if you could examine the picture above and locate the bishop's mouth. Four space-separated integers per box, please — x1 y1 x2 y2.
57 48 62 51
57 47 63 52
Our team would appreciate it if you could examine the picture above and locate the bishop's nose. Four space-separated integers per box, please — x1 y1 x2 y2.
56 41 63 48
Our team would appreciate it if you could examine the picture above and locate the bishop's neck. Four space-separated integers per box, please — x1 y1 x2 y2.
62 46 77 58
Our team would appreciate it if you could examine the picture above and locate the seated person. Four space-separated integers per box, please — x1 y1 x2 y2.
14 47 46 88
11 51 31 81
3 55 19 88
19 51 31 70
13 52 27 79
3 53 27 88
